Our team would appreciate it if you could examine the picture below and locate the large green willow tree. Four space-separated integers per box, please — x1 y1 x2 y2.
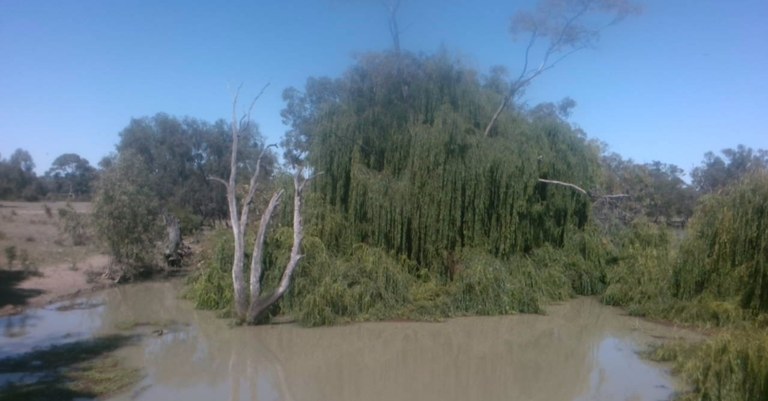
283 51 601 273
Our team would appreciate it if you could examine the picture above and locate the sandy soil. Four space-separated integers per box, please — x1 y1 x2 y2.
0 201 112 315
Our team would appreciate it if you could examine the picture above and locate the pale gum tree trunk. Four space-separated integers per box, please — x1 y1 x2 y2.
247 169 308 324
212 85 310 324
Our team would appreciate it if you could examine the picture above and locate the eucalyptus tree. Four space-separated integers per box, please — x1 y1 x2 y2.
484 0 641 137
0 149 42 200
45 153 96 198
691 145 768 194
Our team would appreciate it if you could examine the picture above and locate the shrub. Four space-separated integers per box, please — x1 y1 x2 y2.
289 243 415 326
58 203 89 246
673 171 768 314
450 250 542 315
92 152 163 278
185 229 235 312
601 220 674 315
649 330 768 401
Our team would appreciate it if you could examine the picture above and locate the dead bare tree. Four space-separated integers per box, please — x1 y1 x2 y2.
484 0 641 137
210 84 312 324
383 0 403 54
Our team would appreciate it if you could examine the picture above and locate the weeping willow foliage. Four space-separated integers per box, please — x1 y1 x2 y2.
673 170 768 315
296 51 599 273
601 220 675 315
184 229 236 313
649 331 768 401
189 51 607 324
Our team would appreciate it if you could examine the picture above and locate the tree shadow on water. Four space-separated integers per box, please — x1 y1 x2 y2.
0 271 42 309
0 334 141 401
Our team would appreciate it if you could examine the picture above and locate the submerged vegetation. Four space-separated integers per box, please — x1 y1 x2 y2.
649 330 768 401
0 335 140 401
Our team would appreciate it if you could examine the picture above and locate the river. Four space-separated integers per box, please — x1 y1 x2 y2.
1 281 695 401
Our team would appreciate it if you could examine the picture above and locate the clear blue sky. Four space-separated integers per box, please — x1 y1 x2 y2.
1 0 766 177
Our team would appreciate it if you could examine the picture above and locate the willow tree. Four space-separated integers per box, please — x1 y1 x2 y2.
484 0 641 137
211 87 310 324
673 170 768 313
283 51 601 274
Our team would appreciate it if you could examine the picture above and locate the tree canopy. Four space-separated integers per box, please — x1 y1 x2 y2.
45 153 96 198
283 51 599 272
113 113 275 224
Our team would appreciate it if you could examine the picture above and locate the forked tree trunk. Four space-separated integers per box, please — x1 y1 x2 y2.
247 171 308 323
211 86 310 324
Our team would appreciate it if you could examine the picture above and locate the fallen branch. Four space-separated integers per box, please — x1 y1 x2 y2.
537 178 629 201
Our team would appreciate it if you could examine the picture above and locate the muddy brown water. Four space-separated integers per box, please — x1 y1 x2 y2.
1 281 697 401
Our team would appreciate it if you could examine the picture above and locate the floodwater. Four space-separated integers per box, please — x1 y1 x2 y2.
1 281 697 401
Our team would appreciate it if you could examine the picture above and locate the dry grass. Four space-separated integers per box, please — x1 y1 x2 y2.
0 201 95 270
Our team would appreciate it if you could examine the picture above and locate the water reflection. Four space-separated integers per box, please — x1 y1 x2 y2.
0 297 104 358
1 282 694 401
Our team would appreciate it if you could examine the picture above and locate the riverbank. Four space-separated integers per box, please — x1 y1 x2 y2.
0 201 113 316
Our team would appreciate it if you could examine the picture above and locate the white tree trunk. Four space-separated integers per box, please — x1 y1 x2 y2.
213 86 310 324
247 170 308 324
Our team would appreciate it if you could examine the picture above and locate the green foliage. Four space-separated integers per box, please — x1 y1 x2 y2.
0 149 43 201
598 152 697 227
45 153 97 199
185 229 235 312
115 113 274 223
92 151 163 276
188 226 600 326
289 243 415 326
449 250 541 315
287 51 599 275
57 203 89 246
691 145 768 194
649 331 768 401
673 170 768 315
601 220 675 315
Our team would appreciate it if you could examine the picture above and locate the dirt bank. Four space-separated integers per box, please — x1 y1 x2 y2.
0 201 112 315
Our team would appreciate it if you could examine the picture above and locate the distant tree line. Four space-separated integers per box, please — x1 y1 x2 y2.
0 149 96 201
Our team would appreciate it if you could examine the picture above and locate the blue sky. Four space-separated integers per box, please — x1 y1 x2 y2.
1 0 766 177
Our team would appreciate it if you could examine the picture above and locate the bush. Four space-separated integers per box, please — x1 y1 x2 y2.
289 243 415 326
185 229 235 312
601 220 674 315
92 152 163 278
58 203 89 246
673 171 768 315
649 330 768 401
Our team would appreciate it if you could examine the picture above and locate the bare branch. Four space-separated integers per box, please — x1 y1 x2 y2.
239 82 271 134
538 178 631 204
485 0 638 137
517 28 540 82
538 178 588 195
208 176 228 187
239 143 277 232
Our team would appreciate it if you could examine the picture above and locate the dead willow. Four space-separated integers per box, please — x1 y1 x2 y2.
209 85 312 324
